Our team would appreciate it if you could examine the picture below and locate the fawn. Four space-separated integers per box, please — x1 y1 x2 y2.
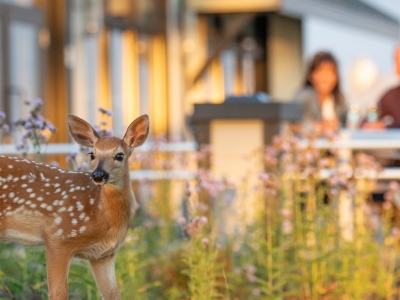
0 114 149 299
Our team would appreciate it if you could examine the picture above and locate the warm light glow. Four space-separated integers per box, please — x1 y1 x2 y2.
149 35 168 134
98 30 112 115
210 59 225 103
183 38 196 53
350 57 378 93
105 0 132 17
121 31 140 129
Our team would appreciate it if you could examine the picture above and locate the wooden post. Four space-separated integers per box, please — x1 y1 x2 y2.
43 0 69 143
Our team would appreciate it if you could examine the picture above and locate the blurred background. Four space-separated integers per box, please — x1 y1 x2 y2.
2 2 400 298
0 0 400 142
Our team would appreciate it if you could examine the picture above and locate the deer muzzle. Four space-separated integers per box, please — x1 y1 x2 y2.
91 168 110 185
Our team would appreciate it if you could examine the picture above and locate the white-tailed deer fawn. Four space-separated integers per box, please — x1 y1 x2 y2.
0 114 149 299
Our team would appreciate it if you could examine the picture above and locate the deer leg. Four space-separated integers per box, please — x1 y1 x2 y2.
45 247 72 300
90 254 121 300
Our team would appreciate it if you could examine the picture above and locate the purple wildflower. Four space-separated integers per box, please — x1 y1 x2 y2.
2 124 9 132
50 161 60 167
46 122 57 133
35 98 43 106
24 121 32 129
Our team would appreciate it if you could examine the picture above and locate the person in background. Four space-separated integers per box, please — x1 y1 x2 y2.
376 45 400 128
294 51 347 133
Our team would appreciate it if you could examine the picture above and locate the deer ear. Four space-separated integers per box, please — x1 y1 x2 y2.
67 114 100 148
123 114 149 149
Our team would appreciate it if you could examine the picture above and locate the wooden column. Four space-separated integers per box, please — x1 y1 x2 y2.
43 0 69 143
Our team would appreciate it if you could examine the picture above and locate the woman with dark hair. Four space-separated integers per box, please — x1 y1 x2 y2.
295 51 347 132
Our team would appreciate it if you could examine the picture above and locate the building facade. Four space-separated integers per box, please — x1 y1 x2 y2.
0 0 399 145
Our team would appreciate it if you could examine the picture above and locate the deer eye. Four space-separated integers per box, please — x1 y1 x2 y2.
89 152 95 161
115 153 124 161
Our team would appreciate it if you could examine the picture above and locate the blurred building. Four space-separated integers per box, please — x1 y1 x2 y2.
0 0 398 143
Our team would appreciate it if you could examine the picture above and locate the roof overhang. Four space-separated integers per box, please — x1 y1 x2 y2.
186 0 400 38
281 0 399 39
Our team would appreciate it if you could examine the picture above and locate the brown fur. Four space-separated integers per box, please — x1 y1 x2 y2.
0 114 149 299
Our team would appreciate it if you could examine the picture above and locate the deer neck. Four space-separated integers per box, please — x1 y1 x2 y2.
98 174 134 229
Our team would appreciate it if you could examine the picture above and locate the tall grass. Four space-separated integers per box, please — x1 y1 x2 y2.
1 122 400 299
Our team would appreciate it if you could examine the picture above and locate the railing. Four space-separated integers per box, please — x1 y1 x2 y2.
0 141 198 155
306 129 400 180
1 129 400 180
302 129 400 150
0 141 199 181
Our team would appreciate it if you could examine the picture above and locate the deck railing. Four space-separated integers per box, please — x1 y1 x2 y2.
0 141 199 180
1 129 400 180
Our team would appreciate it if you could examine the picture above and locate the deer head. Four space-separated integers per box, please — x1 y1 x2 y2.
67 114 149 186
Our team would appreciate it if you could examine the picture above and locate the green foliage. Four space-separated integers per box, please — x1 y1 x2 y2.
3 121 400 299
0 245 47 299
181 231 225 299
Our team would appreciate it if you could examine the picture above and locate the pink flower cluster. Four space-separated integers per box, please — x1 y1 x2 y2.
197 168 228 197
183 215 208 237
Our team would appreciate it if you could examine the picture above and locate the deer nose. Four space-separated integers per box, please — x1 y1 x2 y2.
91 169 109 183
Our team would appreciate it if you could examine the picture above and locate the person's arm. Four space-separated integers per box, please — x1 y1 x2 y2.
377 93 394 127
378 95 388 119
